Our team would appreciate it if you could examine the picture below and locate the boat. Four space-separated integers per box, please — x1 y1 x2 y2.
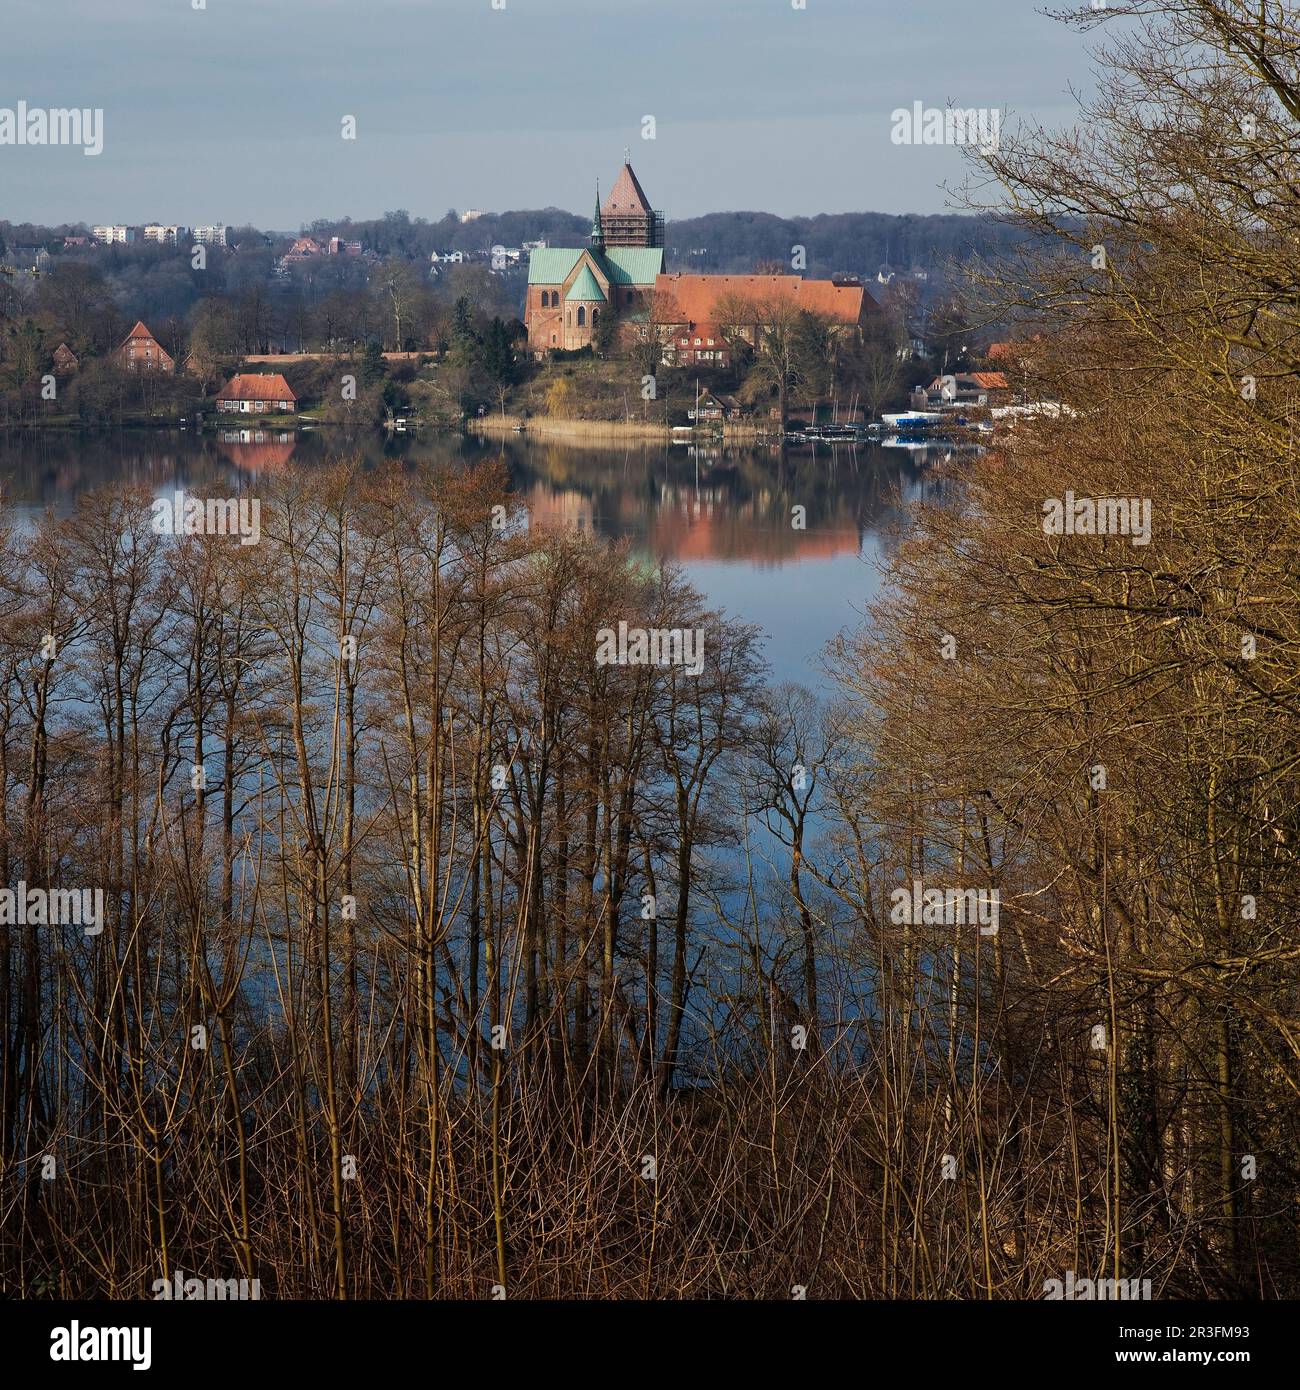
804 423 861 441
880 410 944 430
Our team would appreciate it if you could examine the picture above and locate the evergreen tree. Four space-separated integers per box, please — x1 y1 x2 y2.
481 318 516 386
361 339 385 385
450 295 479 360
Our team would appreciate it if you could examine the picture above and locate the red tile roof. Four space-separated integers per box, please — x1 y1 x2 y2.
116 322 175 368
215 373 297 402
654 273 868 326
928 372 1010 391
603 162 654 219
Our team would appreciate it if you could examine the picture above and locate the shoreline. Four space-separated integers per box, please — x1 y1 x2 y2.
468 413 774 444
469 413 671 442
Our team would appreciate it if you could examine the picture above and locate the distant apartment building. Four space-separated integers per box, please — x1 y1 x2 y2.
459 209 485 223
92 225 137 245
192 225 229 247
115 320 175 373
279 236 362 272
491 245 523 271
143 224 187 245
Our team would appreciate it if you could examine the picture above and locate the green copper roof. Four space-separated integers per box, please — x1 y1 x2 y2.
527 248 583 284
565 265 606 302
528 245 663 290
603 247 664 286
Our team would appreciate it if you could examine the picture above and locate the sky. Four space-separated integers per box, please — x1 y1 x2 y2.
1 0 1096 231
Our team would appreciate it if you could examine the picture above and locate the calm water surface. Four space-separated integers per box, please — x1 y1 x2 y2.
0 427 960 688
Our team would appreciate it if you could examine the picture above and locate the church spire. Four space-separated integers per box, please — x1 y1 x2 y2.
590 181 605 250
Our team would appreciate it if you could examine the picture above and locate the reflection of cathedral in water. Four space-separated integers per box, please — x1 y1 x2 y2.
500 440 927 566
648 480 862 565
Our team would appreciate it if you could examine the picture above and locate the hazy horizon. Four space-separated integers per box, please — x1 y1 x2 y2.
1 0 1095 230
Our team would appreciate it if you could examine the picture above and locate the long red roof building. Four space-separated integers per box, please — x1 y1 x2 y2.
654 273 879 366
214 373 298 413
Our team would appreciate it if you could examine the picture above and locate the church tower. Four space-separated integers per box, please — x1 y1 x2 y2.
600 158 664 249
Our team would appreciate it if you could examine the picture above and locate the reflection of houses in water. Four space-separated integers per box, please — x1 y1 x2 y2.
880 438 985 467
216 430 298 474
685 444 724 464
523 483 596 534
650 482 860 564
3 442 192 507
118 452 182 481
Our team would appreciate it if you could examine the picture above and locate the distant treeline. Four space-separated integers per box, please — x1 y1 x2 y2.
664 209 1031 279
1 205 1029 321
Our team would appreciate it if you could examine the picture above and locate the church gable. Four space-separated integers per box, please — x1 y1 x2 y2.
565 263 607 302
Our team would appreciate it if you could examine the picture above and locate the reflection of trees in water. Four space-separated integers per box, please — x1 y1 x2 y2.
0 430 948 566
502 439 927 564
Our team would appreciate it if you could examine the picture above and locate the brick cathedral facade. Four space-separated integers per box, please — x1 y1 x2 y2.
525 162 665 354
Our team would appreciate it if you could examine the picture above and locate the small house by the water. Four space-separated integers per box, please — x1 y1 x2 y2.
215 373 298 414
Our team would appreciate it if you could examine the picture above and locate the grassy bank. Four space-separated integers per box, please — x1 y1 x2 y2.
469 413 777 445
469 413 672 442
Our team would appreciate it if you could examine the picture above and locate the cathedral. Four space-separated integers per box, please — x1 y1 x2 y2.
525 161 665 354
525 161 878 362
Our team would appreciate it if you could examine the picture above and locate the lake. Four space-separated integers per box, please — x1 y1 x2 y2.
0 426 962 688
